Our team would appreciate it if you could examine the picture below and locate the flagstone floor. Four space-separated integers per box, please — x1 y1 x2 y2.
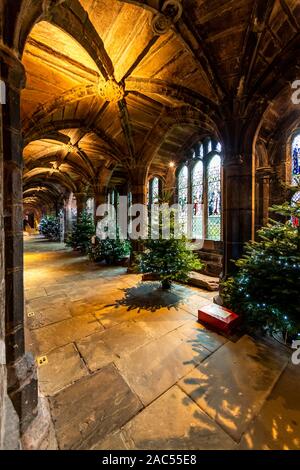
24 236 300 450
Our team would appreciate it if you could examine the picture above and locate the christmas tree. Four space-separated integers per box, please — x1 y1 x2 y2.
89 235 131 265
39 216 61 241
222 182 300 337
66 210 95 254
140 196 204 290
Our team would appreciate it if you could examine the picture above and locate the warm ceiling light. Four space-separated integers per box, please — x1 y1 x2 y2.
98 79 125 103
169 161 175 168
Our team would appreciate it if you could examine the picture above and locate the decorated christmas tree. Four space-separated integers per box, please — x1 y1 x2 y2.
140 195 204 289
66 210 95 254
88 234 131 265
39 215 61 241
222 182 300 338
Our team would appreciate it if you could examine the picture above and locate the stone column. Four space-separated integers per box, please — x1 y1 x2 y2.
74 192 87 220
165 165 176 202
0 55 6 450
222 154 255 278
64 194 73 241
129 177 148 261
0 47 38 435
256 167 272 231
94 191 107 223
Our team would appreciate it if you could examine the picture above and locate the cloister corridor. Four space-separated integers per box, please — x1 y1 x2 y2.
22 236 300 451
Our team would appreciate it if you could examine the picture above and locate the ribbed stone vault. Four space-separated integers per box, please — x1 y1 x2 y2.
15 0 300 210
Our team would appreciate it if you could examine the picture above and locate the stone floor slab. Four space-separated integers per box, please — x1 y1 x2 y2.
25 287 47 301
100 321 154 357
122 386 236 450
90 430 128 450
38 343 88 396
94 305 142 329
26 304 73 330
134 307 194 339
239 362 300 450
50 364 142 450
30 314 104 355
76 332 117 372
178 335 290 442
27 293 68 310
177 320 227 352
69 300 99 317
116 328 211 406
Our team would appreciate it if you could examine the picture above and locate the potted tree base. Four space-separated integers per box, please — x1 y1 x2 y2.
161 279 172 291
140 236 204 291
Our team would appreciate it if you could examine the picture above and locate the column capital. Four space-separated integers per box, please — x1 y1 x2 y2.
74 192 87 199
223 154 245 167
0 46 26 90
256 166 273 178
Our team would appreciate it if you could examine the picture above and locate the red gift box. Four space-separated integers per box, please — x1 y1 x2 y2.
198 304 240 334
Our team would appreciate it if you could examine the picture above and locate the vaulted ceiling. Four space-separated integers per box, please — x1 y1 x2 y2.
21 0 300 210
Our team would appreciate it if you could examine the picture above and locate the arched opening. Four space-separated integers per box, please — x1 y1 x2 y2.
207 154 221 241
177 165 189 234
292 132 300 184
1 0 299 451
192 160 204 240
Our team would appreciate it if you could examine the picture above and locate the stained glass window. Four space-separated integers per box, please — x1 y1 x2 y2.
207 140 212 154
152 177 159 204
86 198 94 219
207 154 221 241
216 142 222 153
148 178 160 207
292 133 300 184
178 165 188 234
192 161 204 239
200 144 204 158
291 191 300 227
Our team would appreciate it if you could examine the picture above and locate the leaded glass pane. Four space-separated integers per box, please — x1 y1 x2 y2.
86 198 94 218
292 191 300 227
152 177 159 204
207 154 221 241
178 166 188 234
200 144 204 158
192 161 203 239
128 192 132 207
292 134 300 183
216 142 222 153
207 140 212 153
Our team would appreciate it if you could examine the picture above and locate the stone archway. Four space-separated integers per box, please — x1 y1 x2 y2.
0 0 100 447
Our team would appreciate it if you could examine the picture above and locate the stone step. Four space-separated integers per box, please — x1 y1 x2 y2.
188 271 219 292
196 250 223 277
197 251 223 263
202 262 222 277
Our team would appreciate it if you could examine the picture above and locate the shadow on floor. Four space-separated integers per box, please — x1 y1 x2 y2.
113 282 192 312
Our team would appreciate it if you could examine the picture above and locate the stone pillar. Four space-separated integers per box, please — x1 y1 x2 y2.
94 191 107 223
165 165 176 201
0 47 38 435
64 194 73 241
256 167 272 232
0 55 6 450
74 192 87 220
129 178 148 260
222 154 255 278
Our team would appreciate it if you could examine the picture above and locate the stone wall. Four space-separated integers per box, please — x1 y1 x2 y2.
0 89 6 449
